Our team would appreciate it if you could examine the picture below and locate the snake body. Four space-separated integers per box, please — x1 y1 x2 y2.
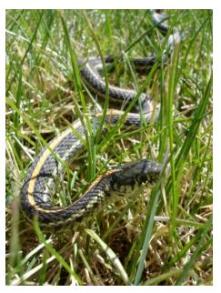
20 10 180 226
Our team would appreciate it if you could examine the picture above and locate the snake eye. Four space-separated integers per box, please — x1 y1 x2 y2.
140 160 162 184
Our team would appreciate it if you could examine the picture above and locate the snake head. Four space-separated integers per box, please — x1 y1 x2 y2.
110 159 162 194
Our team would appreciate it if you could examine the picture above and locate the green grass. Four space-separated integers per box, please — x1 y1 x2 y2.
6 9 212 285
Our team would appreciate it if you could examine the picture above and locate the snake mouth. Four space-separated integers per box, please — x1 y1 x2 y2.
108 159 162 195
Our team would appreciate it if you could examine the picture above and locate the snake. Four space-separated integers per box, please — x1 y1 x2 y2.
20 10 180 226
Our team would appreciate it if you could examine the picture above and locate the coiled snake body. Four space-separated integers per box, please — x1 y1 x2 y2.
20 10 180 226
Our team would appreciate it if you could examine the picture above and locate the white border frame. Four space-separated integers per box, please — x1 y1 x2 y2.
1 0 219 291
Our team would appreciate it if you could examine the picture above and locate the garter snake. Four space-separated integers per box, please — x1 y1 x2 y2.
20 10 180 226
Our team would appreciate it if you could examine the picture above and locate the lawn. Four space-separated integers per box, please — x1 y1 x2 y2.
6 9 212 285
